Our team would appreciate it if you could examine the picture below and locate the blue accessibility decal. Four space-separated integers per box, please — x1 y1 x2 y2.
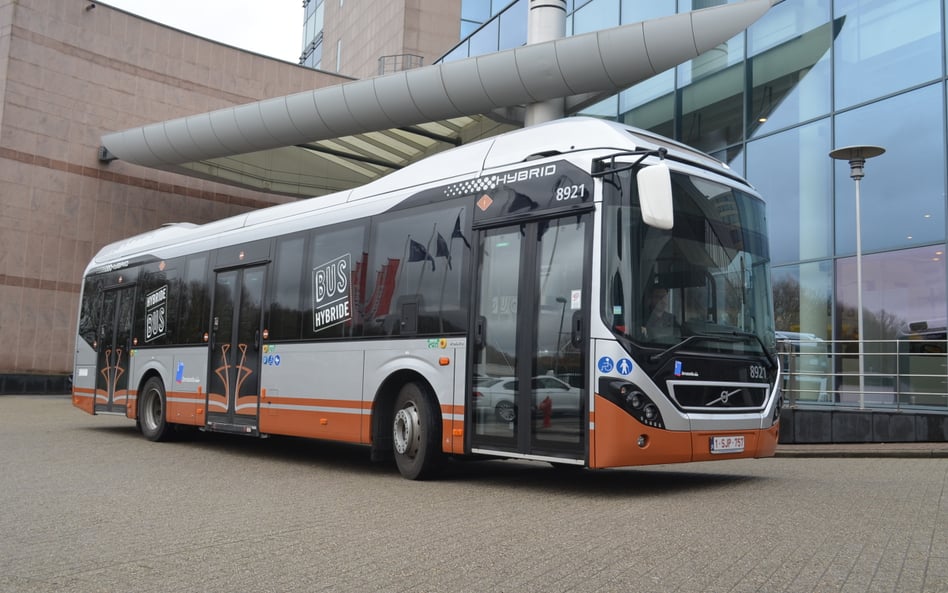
616 358 633 375
597 356 614 373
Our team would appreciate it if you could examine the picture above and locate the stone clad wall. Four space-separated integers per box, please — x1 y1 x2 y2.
0 0 348 385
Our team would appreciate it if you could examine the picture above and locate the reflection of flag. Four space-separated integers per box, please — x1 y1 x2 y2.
409 239 435 271
510 191 537 213
452 213 471 249
436 233 451 270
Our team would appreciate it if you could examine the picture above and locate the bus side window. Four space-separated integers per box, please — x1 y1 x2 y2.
268 235 306 341
177 254 209 344
305 222 366 339
364 204 468 337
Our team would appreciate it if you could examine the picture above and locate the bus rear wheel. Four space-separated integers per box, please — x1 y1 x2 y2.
392 382 442 480
139 377 172 442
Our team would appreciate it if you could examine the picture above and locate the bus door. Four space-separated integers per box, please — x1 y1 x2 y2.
94 286 135 415
470 213 590 460
206 265 266 435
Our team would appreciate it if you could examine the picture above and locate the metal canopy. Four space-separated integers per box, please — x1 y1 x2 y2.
100 0 777 199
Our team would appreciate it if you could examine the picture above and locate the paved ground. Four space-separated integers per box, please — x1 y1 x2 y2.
1 395 947 593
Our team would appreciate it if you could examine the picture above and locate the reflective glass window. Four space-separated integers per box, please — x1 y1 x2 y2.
620 71 675 139
178 254 209 344
677 9 745 154
833 0 941 109
441 40 470 63
462 0 492 22
620 0 674 24
836 246 947 341
268 235 305 341
306 224 365 339
364 206 468 337
747 1 831 137
773 261 834 404
577 95 618 119
773 261 833 339
460 20 480 39
678 62 744 153
834 84 945 255
573 0 619 35
468 17 499 57
710 146 744 178
498 0 527 50
835 246 947 406
746 119 832 265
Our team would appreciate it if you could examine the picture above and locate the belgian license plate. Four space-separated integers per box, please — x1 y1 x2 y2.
710 435 745 454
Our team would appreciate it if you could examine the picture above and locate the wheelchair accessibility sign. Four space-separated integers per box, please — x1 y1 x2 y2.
597 356 633 375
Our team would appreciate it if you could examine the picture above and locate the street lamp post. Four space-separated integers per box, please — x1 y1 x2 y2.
829 145 885 410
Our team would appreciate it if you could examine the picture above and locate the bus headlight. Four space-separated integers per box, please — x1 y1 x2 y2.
600 379 665 429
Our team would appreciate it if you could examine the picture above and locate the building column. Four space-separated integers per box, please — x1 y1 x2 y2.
524 0 566 126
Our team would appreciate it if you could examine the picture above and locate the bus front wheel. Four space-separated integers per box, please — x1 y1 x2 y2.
392 382 442 480
139 376 172 442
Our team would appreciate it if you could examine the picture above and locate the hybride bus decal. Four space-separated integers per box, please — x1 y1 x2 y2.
312 253 351 331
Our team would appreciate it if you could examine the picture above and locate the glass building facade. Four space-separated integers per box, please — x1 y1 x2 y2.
300 0 325 69
447 0 948 409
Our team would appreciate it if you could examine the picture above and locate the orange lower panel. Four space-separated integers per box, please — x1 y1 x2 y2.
72 387 95 415
441 404 465 455
591 395 779 469
258 403 369 444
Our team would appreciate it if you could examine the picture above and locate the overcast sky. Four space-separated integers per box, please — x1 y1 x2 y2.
103 0 303 63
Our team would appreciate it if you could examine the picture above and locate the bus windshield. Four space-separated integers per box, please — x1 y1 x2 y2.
602 168 776 359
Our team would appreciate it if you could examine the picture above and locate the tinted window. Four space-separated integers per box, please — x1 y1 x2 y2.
137 263 178 347
746 119 832 265
268 235 306 340
834 84 945 254
834 0 941 110
306 223 366 339
747 0 832 137
363 205 469 337
177 254 209 344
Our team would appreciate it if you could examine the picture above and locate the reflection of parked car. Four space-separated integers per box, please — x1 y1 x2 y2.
474 375 581 422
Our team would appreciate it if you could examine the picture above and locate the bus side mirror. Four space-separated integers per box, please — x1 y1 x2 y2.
637 163 674 230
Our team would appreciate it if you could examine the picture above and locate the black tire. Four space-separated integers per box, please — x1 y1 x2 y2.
391 382 443 480
139 376 173 442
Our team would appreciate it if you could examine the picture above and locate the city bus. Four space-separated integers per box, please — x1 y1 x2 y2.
72 117 782 479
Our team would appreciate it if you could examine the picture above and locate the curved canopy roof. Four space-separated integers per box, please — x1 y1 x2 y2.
100 0 776 198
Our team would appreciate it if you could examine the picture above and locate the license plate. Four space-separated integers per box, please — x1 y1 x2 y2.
710 435 745 454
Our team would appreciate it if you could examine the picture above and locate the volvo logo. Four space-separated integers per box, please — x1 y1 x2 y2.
707 388 741 407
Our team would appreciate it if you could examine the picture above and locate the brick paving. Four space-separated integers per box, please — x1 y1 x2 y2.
1 395 946 593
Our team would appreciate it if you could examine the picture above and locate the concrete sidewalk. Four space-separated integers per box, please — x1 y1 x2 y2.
777 441 948 458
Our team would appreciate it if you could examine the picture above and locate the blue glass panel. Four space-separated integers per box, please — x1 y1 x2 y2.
836 246 947 341
748 0 830 57
747 120 833 265
834 0 941 109
460 20 481 39
462 0 492 22
577 95 618 119
747 4 832 137
440 40 470 64
573 0 619 35
834 84 946 255
772 261 833 339
620 71 674 139
678 61 745 153
468 17 499 57
498 0 527 50
620 0 674 23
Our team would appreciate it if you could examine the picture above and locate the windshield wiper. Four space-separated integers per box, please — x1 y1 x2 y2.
649 330 777 369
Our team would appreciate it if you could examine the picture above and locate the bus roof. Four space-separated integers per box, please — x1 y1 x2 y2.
89 117 744 270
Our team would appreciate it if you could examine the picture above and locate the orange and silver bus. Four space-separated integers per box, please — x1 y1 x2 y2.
73 117 781 479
